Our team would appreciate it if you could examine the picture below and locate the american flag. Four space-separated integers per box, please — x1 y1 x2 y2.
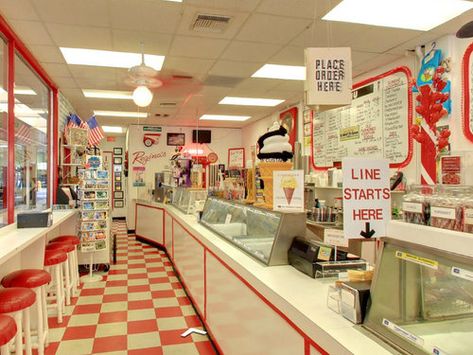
64 113 87 136
86 115 105 146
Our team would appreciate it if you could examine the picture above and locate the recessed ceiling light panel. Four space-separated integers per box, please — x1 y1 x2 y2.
83 90 132 100
102 126 124 133
94 110 148 118
219 97 284 107
200 114 251 122
60 47 165 70
323 0 473 31
252 64 306 80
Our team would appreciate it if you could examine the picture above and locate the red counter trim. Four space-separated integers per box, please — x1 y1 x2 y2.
6 40 14 224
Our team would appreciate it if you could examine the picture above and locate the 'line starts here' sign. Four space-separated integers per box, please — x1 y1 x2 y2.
342 158 391 239
304 47 352 111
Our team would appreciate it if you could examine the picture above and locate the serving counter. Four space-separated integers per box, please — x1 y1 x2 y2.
134 199 396 355
0 209 78 280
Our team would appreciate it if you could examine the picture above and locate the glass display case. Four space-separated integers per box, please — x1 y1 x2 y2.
171 187 207 214
363 237 473 355
200 197 306 266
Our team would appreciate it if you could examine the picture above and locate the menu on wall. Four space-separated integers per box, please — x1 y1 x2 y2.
312 67 411 168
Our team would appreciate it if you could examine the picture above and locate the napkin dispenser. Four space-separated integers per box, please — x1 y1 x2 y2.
17 211 52 228
340 281 371 324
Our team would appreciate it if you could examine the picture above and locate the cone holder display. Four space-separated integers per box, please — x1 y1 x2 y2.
257 162 292 209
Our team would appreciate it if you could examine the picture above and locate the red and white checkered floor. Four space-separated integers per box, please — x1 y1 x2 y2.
44 220 217 355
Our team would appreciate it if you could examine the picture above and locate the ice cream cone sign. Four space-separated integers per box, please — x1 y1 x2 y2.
281 176 297 205
273 171 304 212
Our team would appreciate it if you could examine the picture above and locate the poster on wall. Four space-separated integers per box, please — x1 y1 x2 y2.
441 155 462 185
279 107 298 149
132 166 146 186
312 67 412 169
228 148 245 169
273 170 304 212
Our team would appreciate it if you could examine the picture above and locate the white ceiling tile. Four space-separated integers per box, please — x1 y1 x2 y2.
9 20 54 45
185 0 258 12
111 30 172 55
236 14 312 44
221 41 281 62
34 0 110 27
176 6 250 40
28 45 65 64
169 36 229 59
53 76 79 89
73 77 119 90
46 23 113 49
163 57 215 74
0 0 39 21
233 77 281 93
256 0 322 19
272 80 304 92
343 27 421 53
41 63 72 77
109 0 182 34
352 51 380 67
354 53 403 77
386 32 444 55
209 60 261 78
291 20 364 48
268 46 305 66
68 66 126 82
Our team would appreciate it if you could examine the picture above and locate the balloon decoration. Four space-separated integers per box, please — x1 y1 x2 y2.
411 66 450 184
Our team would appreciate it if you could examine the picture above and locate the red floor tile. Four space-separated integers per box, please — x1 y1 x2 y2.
106 280 128 287
72 304 102 314
163 261 172 266
115 260 127 264
147 266 165 272
166 271 176 277
185 315 202 328
128 347 163 355
127 319 159 334
149 277 169 284
128 263 146 269
128 255 143 260
44 342 59 355
102 293 128 303
159 329 192 346
178 297 191 306
98 311 128 324
128 299 154 310
155 306 183 318
92 335 128 353
144 257 161 263
128 273 148 279
151 290 176 299
128 285 151 293
108 269 127 275
171 282 183 289
48 315 70 329
62 325 97 340
196 341 217 355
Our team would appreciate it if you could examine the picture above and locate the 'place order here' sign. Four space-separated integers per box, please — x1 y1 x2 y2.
342 158 391 239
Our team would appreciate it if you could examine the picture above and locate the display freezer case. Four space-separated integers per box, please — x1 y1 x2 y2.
171 187 207 214
363 237 473 355
200 197 306 266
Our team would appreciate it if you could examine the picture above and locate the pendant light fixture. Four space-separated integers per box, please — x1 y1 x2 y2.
132 84 153 107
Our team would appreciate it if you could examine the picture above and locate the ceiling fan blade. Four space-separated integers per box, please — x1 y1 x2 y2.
457 21 473 38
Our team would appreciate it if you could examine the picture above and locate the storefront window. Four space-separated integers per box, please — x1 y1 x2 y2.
14 53 50 218
0 39 7 227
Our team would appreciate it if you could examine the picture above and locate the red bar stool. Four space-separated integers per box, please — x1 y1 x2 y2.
49 235 80 293
0 315 17 355
44 249 67 324
0 288 35 355
2 270 51 355
46 242 75 306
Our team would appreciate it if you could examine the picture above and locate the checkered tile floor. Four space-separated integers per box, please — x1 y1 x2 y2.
44 220 217 355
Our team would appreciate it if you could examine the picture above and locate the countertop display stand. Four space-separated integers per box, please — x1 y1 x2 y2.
77 155 111 283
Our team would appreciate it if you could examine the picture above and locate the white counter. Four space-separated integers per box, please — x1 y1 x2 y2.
135 199 397 355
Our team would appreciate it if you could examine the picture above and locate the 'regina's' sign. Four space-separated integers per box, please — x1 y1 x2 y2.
304 47 352 112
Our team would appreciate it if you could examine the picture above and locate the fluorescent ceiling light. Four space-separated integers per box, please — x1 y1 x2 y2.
60 47 165 70
200 114 251 122
252 64 305 80
219 97 284 107
322 0 473 31
15 86 36 95
102 126 124 133
83 89 132 100
94 110 148 118
163 0 183 2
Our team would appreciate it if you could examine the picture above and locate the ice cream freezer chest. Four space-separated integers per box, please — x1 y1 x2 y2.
199 197 306 266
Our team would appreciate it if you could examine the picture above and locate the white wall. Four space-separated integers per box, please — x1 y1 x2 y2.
126 125 242 229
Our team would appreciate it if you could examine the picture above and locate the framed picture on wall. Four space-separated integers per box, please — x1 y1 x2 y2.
113 157 122 165
114 200 124 208
115 182 122 191
113 147 122 155
279 107 298 150
167 133 185 146
228 148 245 169
114 191 124 199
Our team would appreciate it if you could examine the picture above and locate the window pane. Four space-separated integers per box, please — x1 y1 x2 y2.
0 39 7 227
14 53 50 218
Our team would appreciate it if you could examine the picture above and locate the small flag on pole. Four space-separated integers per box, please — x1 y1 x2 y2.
65 113 87 137
86 115 105 146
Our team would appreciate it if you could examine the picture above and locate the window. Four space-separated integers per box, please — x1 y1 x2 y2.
0 38 7 227
13 53 50 218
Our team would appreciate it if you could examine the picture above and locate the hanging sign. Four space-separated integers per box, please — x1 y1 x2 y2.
304 47 352 111
342 158 391 239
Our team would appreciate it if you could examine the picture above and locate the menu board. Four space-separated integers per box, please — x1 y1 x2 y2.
312 67 412 169
462 42 473 143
